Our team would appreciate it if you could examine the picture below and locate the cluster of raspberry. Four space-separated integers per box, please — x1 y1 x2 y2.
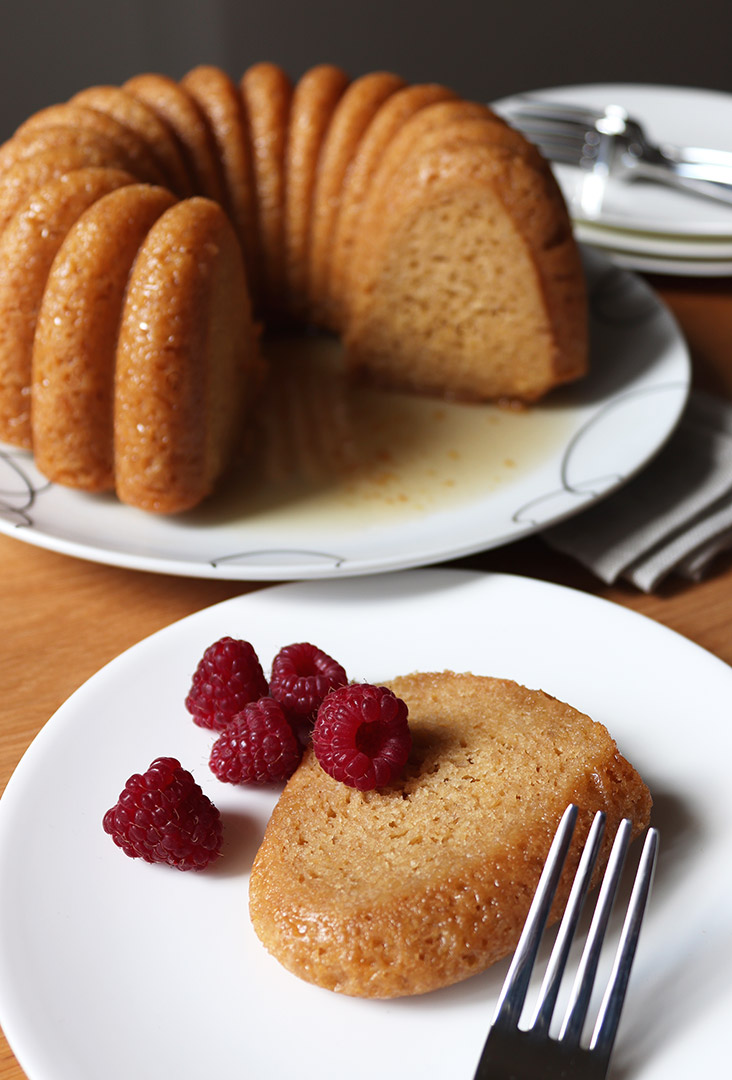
103 637 412 871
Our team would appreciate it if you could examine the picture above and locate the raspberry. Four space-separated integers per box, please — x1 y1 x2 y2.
185 636 269 731
209 697 302 785
269 642 347 721
103 757 222 871
313 683 411 791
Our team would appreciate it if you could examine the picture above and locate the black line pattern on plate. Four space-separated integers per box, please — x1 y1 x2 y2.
512 381 689 526
0 442 352 571
508 255 689 528
0 447 52 526
210 548 347 570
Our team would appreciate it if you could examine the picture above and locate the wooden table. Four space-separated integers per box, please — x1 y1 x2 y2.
2 276 732 1079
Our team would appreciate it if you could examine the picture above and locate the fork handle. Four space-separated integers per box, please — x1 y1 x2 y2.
661 143 732 176
626 154 732 205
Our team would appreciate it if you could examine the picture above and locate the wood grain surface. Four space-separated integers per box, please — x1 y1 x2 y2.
2 276 732 1078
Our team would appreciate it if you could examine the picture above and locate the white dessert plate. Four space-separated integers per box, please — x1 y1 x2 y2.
0 568 730 1080
493 84 732 240
581 246 732 278
574 221 732 260
0 249 690 580
574 222 732 276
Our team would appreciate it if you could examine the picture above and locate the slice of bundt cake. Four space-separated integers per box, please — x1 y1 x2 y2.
122 72 225 201
181 65 260 292
249 671 652 998
240 62 292 315
32 184 178 491
306 70 405 325
113 197 264 513
283 63 349 317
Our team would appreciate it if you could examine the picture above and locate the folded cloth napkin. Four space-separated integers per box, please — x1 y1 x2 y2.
542 390 732 591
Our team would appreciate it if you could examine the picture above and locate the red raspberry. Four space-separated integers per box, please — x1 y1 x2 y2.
185 636 269 731
313 683 411 791
209 697 302 785
103 757 222 871
269 642 347 721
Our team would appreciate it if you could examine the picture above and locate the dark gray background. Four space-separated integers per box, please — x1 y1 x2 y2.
1 0 729 140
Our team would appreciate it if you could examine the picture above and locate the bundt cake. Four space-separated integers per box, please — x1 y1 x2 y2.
0 63 588 513
249 671 651 998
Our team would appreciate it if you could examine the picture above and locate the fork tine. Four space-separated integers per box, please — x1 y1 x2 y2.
508 118 593 141
475 809 658 1080
500 98 606 127
491 803 578 1029
590 827 659 1058
498 118 597 167
520 134 590 167
530 810 606 1035
559 818 633 1045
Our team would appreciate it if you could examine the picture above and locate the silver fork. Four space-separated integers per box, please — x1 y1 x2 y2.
497 97 732 206
473 804 659 1080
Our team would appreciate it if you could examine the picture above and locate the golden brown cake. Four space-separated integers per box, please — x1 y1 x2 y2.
0 125 146 181
283 63 349 316
114 198 264 513
69 85 193 194
0 167 136 447
326 82 456 325
32 184 178 491
240 62 292 313
335 99 509 309
123 72 224 201
0 62 589 512
249 671 652 999
345 123 587 402
307 71 405 324
10 104 167 184
181 65 260 290
0 145 133 234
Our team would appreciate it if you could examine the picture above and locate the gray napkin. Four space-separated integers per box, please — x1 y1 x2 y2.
542 391 732 591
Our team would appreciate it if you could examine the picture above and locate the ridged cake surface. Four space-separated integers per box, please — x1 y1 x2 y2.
0 62 588 511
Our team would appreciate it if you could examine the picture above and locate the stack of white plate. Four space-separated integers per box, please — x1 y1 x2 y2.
494 83 732 277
